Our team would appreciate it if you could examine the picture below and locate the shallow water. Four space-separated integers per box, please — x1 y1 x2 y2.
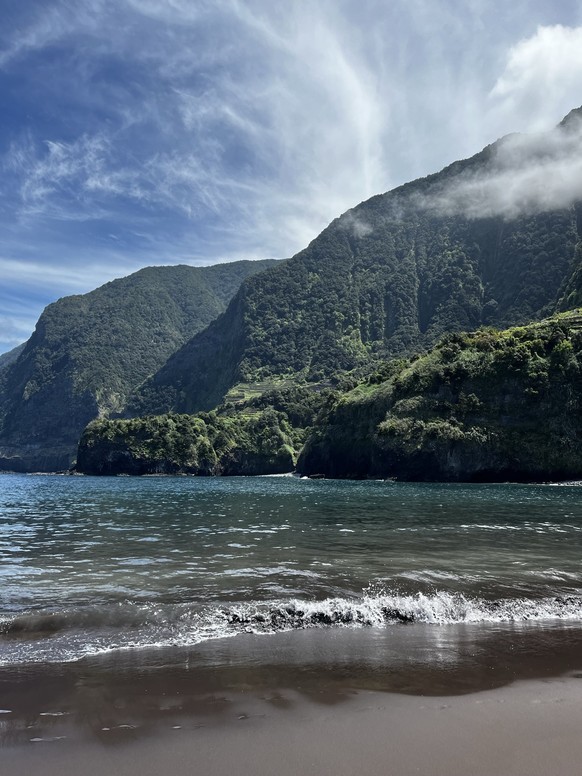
1 474 582 666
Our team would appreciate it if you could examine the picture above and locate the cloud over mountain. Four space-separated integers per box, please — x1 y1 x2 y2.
423 111 582 220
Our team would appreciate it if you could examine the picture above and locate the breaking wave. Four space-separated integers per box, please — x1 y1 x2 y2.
1 590 582 666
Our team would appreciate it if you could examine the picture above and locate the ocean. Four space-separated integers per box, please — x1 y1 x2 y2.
2 473 582 745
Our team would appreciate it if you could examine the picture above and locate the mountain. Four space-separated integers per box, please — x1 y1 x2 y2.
6 108 582 475
77 310 582 482
0 343 26 373
132 109 582 417
297 309 582 482
0 260 276 472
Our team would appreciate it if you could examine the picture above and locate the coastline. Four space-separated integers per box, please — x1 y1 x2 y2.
2 625 582 774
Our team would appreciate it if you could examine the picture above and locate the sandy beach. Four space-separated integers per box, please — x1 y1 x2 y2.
2 677 582 776
2 626 582 775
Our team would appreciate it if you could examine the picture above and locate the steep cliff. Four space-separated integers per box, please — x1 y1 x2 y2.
298 310 582 481
132 111 582 416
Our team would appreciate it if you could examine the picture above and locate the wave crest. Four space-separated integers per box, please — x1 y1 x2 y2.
1 591 582 665
222 591 582 632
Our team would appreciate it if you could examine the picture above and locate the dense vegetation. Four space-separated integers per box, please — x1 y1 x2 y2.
0 261 276 472
298 310 582 481
133 135 582 416
77 386 333 475
79 310 582 481
5 108 582 474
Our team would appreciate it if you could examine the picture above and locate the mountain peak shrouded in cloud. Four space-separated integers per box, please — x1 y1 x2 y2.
559 105 582 129
412 107 582 221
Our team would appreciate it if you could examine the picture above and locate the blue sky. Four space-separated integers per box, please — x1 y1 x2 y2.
2 0 582 354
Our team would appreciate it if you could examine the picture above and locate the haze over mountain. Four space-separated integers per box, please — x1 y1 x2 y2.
130 108 582 417
0 260 275 471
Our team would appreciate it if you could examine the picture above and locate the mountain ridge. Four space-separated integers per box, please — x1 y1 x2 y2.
130 109 582 417
4 106 582 474
0 260 277 472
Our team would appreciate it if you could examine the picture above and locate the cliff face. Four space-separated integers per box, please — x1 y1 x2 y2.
0 260 276 472
79 310 582 483
132 118 582 417
298 311 582 482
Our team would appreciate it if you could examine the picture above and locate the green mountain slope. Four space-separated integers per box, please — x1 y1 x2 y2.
0 343 26 373
0 260 276 472
78 311 582 482
133 111 582 417
298 310 582 481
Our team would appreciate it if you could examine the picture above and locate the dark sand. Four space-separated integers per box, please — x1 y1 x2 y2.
2 624 582 775
3 680 582 776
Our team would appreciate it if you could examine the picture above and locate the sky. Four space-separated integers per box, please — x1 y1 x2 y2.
2 0 582 354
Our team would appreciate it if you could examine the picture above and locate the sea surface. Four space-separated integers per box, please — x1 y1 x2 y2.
2 473 582 671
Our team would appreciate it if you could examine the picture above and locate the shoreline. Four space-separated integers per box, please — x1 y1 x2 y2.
2 623 582 739
3 470 582 486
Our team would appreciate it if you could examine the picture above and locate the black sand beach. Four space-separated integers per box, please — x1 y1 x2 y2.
2 625 582 775
3 477 582 774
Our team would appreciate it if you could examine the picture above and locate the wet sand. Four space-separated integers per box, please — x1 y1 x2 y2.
2 625 582 774
3 678 582 776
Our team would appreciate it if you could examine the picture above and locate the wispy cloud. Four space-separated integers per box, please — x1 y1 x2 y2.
2 0 398 262
0 256 134 291
2 2 582 353
0 2 103 68
0 302 38 349
5 133 120 219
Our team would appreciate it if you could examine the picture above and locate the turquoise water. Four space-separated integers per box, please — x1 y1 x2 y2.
1 473 582 665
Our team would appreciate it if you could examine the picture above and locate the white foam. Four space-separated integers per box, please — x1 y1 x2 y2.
2 590 582 667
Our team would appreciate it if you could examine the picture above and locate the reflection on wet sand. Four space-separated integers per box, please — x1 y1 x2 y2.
2 622 582 747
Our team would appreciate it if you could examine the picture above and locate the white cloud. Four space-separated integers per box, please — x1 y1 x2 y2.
4 133 120 221
0 1 105 68
490 25 582 131
338 211 374 238
0 257 136 293
0 313 35 345
417 112 582 220
3 1 398 259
